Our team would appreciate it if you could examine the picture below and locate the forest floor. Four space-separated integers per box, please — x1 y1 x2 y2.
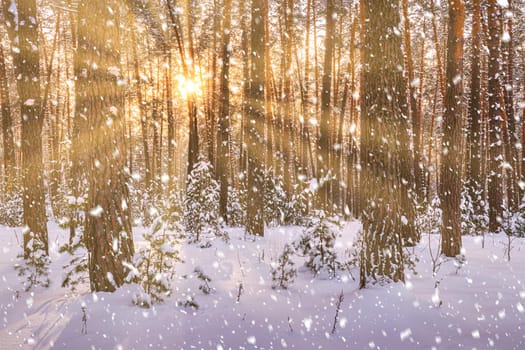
0 221 524 349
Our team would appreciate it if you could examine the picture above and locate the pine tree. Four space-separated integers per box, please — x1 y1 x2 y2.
15 233 50 291
127 215 182 307
184 160 227 244
295 210 339 278
271 244 297 289
359 0 415 287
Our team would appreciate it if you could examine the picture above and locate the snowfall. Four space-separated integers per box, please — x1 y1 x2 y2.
1 221 524 350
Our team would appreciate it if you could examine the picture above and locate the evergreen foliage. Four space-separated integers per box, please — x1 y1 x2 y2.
60 230 89 292
271 244 297 289
194 267 213 294
184 160 227 244
127 214 182 307
460 186 488 236
226 185 246 227
294 210 340 278
0 181 23 227
15 234 50 291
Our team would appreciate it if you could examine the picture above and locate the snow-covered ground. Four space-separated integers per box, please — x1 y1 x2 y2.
1 221 524 349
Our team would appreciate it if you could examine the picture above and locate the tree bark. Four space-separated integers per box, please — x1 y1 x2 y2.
0 44 15 192
76 0 134 292
487 0 504 232
245 0 266 236
318 0 335 212
440 0 465 257
360 0 412 286
467 0 483 216
217 0 232 221
16 0 48 257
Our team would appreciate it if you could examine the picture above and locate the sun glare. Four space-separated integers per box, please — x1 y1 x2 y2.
175 74 202 98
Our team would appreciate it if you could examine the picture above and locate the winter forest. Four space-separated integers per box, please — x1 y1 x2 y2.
1 0 525 348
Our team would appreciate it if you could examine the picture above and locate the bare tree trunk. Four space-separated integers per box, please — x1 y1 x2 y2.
360 0 411 286
318 0 335 212
76 0 134 292
131 27 151 190
501 0 518 209
402 0 423 202
217 0 232 221
440 0 465 257
16 0 48 257
467 0 483 215
0 44 15 192
487 0 504 232
282 0 295 197
246 0 266 237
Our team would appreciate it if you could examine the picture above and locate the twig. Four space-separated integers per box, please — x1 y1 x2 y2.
81 306 88 334
236 282 243 303
331 290 344 334
237 252 245 278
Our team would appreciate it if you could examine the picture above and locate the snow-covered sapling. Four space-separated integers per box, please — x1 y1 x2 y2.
460 186 488 248
416 197 443 276
502 201 525 261
294 210 340 278
184 160 228 244
194 267 213 294
262 169 287 225
15 233 50 291
127 216 181 307
454 253 466 274
60 229 89 292
81 305 88 335
178 296 199 309
271 244 297 289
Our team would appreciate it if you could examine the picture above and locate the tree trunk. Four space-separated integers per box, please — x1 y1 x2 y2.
440 0 465 257
16 0 48 257
0 44 15 192
318 0 335 212
359 0 411 286
402 0 424 202
217 0 232 221
76 0 134 292
467 0 483 217
131 27 151 190
487 0 504 232
246 0 266 236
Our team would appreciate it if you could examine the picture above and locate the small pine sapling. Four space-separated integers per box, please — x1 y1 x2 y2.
294 210 340 278
502 200 525 260
127 215 182 307
194 267 213 294
184 160 228 244
262 169 287 225
416 197 444 276
283 180 311 225
60 229 89 291
15 233 50 291
81 304 88 334
179 296 199 309
226 185 246 227
271 244 297 289
460 186 488 239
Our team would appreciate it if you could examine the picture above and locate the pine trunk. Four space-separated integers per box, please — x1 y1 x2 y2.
440 0 465 257
76 0 134 292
